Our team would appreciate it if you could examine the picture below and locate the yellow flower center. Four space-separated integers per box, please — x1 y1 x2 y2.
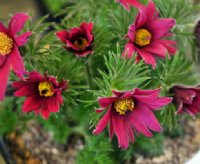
38 81 54 97
74 37 88 50
0 32 13 56
134 29 152 47
114 98 134 115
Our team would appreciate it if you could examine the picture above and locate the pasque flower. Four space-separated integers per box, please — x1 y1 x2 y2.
12 71 67 119
93 88 172 149
171 85 200 116
56 22 94 57
122 1 176 68
116 0 145 11
0 13 32 100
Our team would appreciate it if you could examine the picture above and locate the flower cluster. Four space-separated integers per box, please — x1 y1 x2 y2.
0 0 198 150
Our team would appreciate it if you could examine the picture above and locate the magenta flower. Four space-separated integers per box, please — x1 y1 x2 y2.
56 22 94 57
93 88 172 149
122 1 176 68
0 13 32 100
172 85 200 116
12 71 67 119
116 0 145 11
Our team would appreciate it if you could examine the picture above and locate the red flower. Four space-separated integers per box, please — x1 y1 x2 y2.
93 88 172 149
12 71 67 119
172 85 200 116
116 0 145 11
122 1 176 68
0 13 32 100
56 22 94 57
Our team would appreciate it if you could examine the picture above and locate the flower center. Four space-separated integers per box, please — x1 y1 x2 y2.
0 32 13 56
114 98 134 115
74 37 88 50
134 29 152 47
38 81 54 97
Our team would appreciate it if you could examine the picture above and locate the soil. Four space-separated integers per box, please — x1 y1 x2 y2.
3 118 200 164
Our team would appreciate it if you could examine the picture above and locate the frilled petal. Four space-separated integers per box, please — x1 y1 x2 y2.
185 105 200 116
112 90 124 97
150 18 176 40
144 42 167 58
9 13 30 35
127 24 136 42
134 93 172 110
15 31 32 46
136 48 156 68
98 97 116 108
22 96 43 112
112 113 129 149
138 103 162 132
41 104 51 119
135 9 147 28
134 88 160 96
145 0 158 21
10 45 25 79
159 40 176 55
128 109 153 137
56 30 69 42
122 42 135 58
28 71 45 81
117 0 145 11
93 108 112 135
47 96 60 113
75 50 93 57
0 56 7 66
14 84 38 97
81 22 93 43
0 58 11 100
0 22 9 34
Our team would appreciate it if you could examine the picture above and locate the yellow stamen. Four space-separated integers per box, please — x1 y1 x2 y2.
0 32 13 56
134 29 152 47
114 98 134 115
38 81 54 97
74 37 88 50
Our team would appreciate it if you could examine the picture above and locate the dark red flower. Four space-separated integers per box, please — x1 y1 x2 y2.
116 0 145 11
172 85 200 116
93 88 172 149
122 1 176 68
56 22 94 57
12 71 67 119
0 13 32 100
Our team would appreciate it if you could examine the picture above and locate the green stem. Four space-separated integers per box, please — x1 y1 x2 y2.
84 58 93 89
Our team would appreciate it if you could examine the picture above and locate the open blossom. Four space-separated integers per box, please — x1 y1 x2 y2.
56 22 94 57
12 71 67 119
0 13 32 100
171 85 200 116
122 0 176 68
116 0 145 11
93 88 172 149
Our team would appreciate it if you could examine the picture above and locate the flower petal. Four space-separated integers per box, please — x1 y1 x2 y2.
56 30 69 42
112 113 129 149
9 13 30 35
144 42 167 58
98 97 116 108
22 96 43 112
0 58 11 100
47 96 60 113
122 42 135 59
0 22 9 34
136 48 156 68
15 31 32 46
93 108 112 135
128 109 153 137
14 83 38 97
10 45 26 79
